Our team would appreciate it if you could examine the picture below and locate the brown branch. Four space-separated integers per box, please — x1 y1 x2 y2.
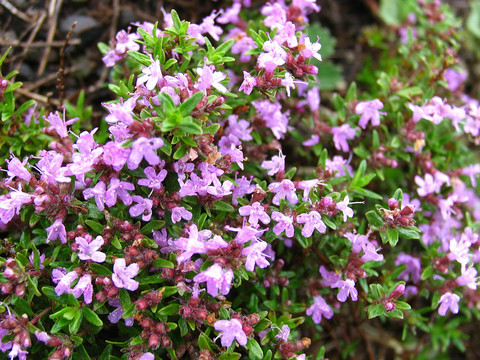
37 0 63 77
57 21 77 106
16 88 60 107
0 39 81 48
0 0 32 23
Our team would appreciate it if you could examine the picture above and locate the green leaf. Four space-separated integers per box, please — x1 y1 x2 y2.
366 210 385 227
69 310 83 334
246 338 263 359
157 303 181 316
118 289 131 310
179 121 203 135
152 258 175 268
368 303 385 319
126 51 151 66
179 91 204 116
467 1 480 38
98 344 113 360
205 123 221 135
218 353 242 360
386 227 399 247
140 220 165 235
88 263 112 276
213 200 234 212
389 309 404 319
397 226 420 239
198 333 212 351
395 301 411 310
170 9 182 30
85 220 104 234
42 286 80 307
83 307 103 326
72 345 92 360
11 296 34 316
351 160 367 187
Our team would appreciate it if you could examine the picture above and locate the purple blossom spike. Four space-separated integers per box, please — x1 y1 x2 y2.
112 258 139 291
195 63 227 93
72 274 93 304
306 295 334 324
336 195 354 222
271 211 294 238
437 292 460 316
261 150 285 176
102 141 131 171
137 57 163 90
105 177 135 207
53 269 78 296
129 196 153 221
238 202 270 226
355 99 386 129
242 240 270 271
231 175 255 206
395 253 421 284
297 179 320 202
174 224 210 263
332 279 358 302
268 179 298 205
296 211 326 237
171 206 193 224
193 263 233 297
331 124 357 152
239 71 257 95
46 218 67 244
44 109 78 138
214 318 247 347
76 235 106 263
5 157 31 184
319 266 341 287
138 166 167 191
275 324 290 341
83 181 106 211
127 137 164 170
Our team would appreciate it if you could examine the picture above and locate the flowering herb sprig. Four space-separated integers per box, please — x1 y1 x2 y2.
0 0 480 359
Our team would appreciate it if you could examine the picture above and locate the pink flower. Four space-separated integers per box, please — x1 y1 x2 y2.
214 318 247 347
242 240 270 271
271 211 294 237
332 279 358 302
76 235 106 263
196 63 227 93
331 124 357 152
46 218 67 244
306 295 333 323
296 211 326 237
437 292 460 316
112 258 139 291
136 57 163 90
268 179 298 205
171 206 193 224
127 137 164 170
239 71 257 95
193 264 233 297
261 150 285 176
129 196 153 221
239 202 270 226
355 99 386 129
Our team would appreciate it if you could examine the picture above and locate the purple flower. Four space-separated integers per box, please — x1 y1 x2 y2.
252 100 290 140
102 141 131 171
138 166 167 191
332 279 358 302
112 258 140 291
83 181 106 211
271 211 294 238
139 353 155 360
137 57 163 90
173 160 194 181
0 190 32 224
8 343 28 360
214 318 247 347
239 71 257 95
268 179 298 205
115 29 140 54
257 39 287 72
231 175 255 206
306 295 334 324
127 137 164 170
444 68 467 92
174 224 210 263
299 36 322 61
395 252 421 284
193 263 233 297
325 155 353 177
355 99 386 129
331 124 357 152
171 206 193 224
238 202 270 226
227 223 265 245
456 265 478 290
262 2 287 28
319 266 341 287
105 177 135 206
5 157 31 184
438 292 460 316
261 150 285 176
129 196 153 221
53 269 78 296
35 331 51 344
46 218 67 244
108 299 134 326
242 241 270 271
414 173 439 197
195 63 227 93
275 324 290 341
336 195 354 222
44 110 78 138
76 235 106 263
297 179 320 202
296 211 326 237
72 274 93 304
